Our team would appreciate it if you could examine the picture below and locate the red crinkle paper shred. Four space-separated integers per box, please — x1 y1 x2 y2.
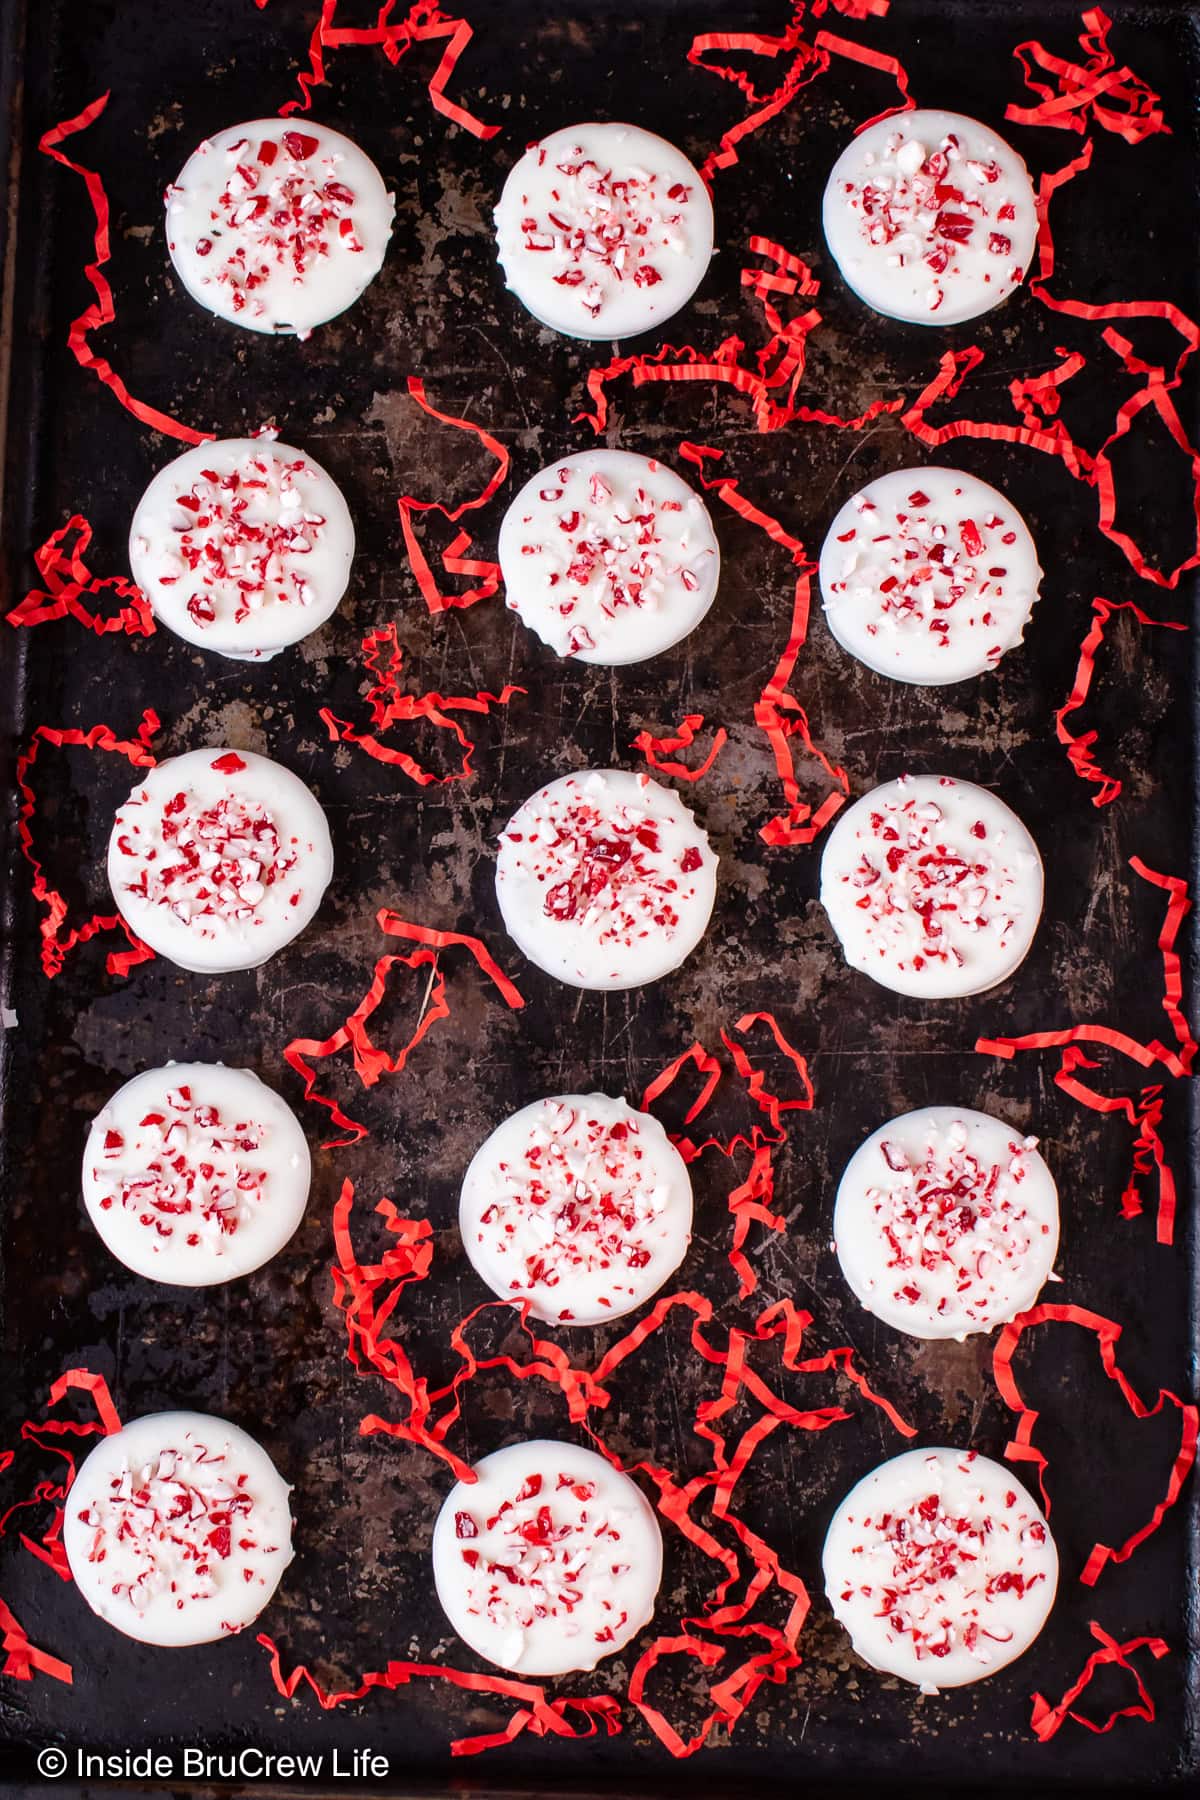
7 517 155 638
905 19 1196 594
321 622 523 784
293 1171 912 1757
977 857 1194 1244
993 1303 1198 1587
396 377 509 614
641 1012 816 1298
1056 597 1187 805
283 909 524 1146
687 1 910 187
678 442 850 848
16 713 159 980
1006 7 1169 143
279 0 499 140
1030 1621 1169 1742
39 94 211 445
578 237 901 438
632 714 727 782
0 1370 122 1687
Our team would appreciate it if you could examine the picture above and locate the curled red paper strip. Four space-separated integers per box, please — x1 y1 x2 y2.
283 909 524 1146
1006 8 1169 143
258 1632 621 1755
0 1368 122 1688
7 517 154 638
678 441 850 848
686 2 907 186
16 714 158 980
39 94 211 444
1030 1620 1169 1741
1055 597 1187 805
992 1302 1198 1585
321 622 523 785
976 857 1194 1244
396 377 509 614
631 714 728 782
280 1 499 139
904 128 1200 592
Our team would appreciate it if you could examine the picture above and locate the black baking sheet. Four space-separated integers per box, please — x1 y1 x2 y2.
0 0 1197 1791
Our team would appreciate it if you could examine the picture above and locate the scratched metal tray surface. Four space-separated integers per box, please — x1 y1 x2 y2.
0 0 1197 1792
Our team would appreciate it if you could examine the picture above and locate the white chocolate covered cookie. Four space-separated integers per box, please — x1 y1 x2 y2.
819 774 1042 998
495 769 717 990
833 1106 1059 1339
823 1447 1058 1691
822 111 1037 325
63 1411 293 1646
494 123 713 340
499 450 719 664
165 120 393 335
129 438 354 660
460 1093 693 1324
82 1064 311 1287
432 1439 662 1674
108 748 333 974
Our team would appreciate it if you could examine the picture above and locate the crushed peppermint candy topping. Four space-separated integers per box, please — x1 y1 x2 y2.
167 130 364 320
461 1095 692 1324
113 781 299 939
90 1082 267 1248
495 124 713 340
823 111 1037 327
140 450 326 630
71 1432 282 1620
433 1441 663 1674
500 451 719 663
165 121 394 337
834 1108 1059 1339
824 1448 1057 1691
819 467 1041 685
821 775 1043 998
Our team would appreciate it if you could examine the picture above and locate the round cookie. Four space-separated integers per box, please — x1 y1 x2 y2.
833 1106 1059 1339
432 1439 662 1675
498 449 720 664
460 1093 693 1324
819 467 1042 684
129 438 355 660
63 1411 293 1646
82 1064 311 1287
823 1447 1058 1691
165 119 394 336
494 768 718 990
494 122 713 340
819 774 1042 999
108 748 334 975
822 110 1037 325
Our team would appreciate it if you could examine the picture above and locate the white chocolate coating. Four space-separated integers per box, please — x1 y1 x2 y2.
495 769 717 990
494 123 713 341
63 1411 293 1646
432 1439 662 1675
822 111 1037 325
819 467 1042 685
499 450 720 665
833 1106 1059 1339
81 1064 311 1287
108 748 333 975
823 1447 1058 1691
819 775 1042 999
460 1093 693 1325
129 439 354 660
165 120 394 336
